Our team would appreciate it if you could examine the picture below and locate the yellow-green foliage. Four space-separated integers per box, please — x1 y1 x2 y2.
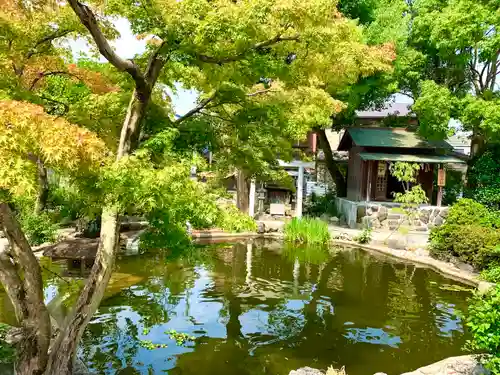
284 217 330 244
0 100 110 197
216 203 257 233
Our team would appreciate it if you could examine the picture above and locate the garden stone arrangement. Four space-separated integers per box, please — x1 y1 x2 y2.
359 204 449 232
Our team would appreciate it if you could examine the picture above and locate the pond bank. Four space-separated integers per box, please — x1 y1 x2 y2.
289 354 488 375
327 226 494 290
17 220 493 290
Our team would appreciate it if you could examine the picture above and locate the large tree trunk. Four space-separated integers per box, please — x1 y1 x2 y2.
236 170 249 213
45 93 148 375
466 128 486 189
34 159 49 214
315 128 347 197
0 203 51 375
44 207 119 374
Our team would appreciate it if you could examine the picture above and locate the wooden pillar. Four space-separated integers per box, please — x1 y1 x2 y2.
249 179 256 217
296 166 304 217
436 164 445 207
366 160 373 202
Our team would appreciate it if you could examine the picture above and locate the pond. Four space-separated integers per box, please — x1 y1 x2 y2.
2 240 474 375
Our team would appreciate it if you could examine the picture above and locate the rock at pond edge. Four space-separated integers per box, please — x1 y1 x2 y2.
289 367 324 375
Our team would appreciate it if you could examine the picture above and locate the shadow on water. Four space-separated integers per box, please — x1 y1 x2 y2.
0 240 473 375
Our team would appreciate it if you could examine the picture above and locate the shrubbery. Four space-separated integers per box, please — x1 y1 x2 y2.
216 203 257 233
467 285 500 373
18 211 59 246
306 192 337 218
429 199 500 272
284 217 330 244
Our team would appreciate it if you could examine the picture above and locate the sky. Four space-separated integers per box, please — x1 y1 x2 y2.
69 18 198 116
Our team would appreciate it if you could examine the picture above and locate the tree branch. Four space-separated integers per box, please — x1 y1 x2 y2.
145 42 168 84
197 34 300 64
175 91 218 123
66 0 147 92
25 29 73 60
29 70 82 91
0 203 46 313
247 88 277 97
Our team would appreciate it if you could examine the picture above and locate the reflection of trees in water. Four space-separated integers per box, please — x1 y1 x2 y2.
66 242 471 375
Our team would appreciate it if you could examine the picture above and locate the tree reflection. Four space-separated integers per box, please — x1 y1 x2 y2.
19 241 472 375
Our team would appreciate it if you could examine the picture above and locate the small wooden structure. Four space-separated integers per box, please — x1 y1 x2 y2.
337 128 467 205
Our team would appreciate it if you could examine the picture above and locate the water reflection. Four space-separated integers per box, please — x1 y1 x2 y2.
0 240 472 375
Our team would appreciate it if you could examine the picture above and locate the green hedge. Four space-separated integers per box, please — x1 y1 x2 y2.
429 199 500 271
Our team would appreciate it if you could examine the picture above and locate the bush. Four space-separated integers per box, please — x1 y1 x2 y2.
216 203 257 233
466 285 500 373
443 198 499 228
354 227 372 244
284 217 330 244
19 211 59 246
48 183 100 222
306 192 337 218
429 199 500 270
481 263 500 283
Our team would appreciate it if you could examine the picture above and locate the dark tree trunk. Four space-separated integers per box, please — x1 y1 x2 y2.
34 159 49 214
466 128 486 189
315 128 347 197
0 203 51 375
236 169 249 213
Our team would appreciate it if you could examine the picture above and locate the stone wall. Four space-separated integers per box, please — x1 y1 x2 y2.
360 204 449 232
335 198 449 232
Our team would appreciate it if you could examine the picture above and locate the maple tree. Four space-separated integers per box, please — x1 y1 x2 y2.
0 0 394 374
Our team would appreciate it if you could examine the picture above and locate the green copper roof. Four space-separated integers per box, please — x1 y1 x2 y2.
359 152 466 164
338 128 452 150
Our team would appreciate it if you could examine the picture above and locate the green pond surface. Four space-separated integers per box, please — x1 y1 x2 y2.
1 240 474 375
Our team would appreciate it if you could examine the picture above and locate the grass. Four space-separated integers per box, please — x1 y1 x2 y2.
284 217 330 244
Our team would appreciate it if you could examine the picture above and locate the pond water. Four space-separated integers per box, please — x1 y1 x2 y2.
2 240 474 375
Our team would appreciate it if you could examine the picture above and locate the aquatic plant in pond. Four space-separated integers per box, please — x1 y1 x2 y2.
284 217 330 244
167 329 196 346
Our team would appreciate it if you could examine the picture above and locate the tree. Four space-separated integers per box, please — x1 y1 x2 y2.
0 0 394 374
0 1 119 212
409 0 500 156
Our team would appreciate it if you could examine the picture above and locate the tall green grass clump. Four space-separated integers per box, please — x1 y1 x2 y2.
284 217 330 244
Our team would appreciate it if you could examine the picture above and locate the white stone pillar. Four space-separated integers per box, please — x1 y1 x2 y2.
293 258 300 294
296 166 304 217
246 243 252 285
249 179 256 217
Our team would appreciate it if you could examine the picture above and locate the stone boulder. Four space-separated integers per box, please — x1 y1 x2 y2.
401 355 488 375
330 217 340 225
289 368 324 375
378 206 388 222
387 234 408 250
